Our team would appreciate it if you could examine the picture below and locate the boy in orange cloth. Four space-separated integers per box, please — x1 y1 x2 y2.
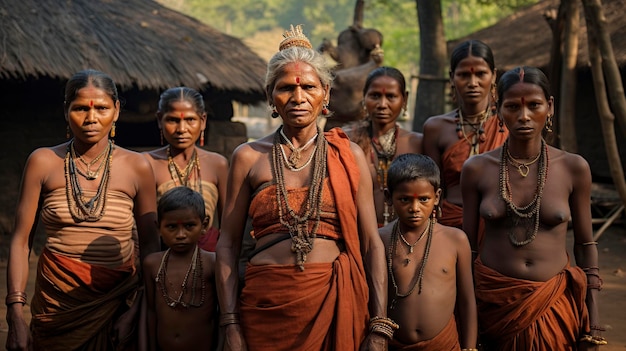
379 154 477 350
143 187 217 351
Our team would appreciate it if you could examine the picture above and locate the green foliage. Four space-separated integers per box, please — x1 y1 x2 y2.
155 0 539 78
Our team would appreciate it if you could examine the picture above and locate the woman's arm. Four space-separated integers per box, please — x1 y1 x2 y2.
132 154 160 261
6 149 50 350
350 143 389 351
422 118 443 177
460 156 482 252
215 145 253 351
213 154 229 225
568 154 601 337
142 254 159 351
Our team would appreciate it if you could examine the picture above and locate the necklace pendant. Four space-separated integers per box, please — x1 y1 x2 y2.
408 246 413 254
404 258 411 266
86 171 98 180
288 150 301 167
168 301 177 308
518 164 530 177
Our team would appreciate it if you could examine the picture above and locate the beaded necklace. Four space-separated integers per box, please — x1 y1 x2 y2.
279 127 318 169
167 146 204 198
499 140 548 246
388 218 434 309
371 123 398 225
155 245 205 308
64 140 113 222
271 126 327 271
71 142 110 180
455 105 491 156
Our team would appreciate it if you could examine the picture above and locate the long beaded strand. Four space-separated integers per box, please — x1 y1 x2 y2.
388 218 434 309
64 140 113 222
271 126 327 271
499 139 548 246
371 124 398 225
155 245 205 308
167 146 203 199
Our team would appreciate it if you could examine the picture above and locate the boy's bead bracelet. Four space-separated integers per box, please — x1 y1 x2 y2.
5 291 27 306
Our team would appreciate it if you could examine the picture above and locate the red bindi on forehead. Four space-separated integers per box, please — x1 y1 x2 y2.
180 112 184 118
295 76 300 84
382 88 386 94
470 67 475 73
413 193 419 199
89 100 94 107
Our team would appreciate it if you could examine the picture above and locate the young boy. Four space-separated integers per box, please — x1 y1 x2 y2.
380 153 477 350
143 187 217 351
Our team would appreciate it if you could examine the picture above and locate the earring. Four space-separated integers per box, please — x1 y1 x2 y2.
200 129 205 146
403 106 408 119
491 82 498 104
110 123 116 138
545 114 553 133
66 125 70 139
271 109 279 118
322 104 330 116
499 118 505 133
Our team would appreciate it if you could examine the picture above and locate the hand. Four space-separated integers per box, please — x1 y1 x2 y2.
579 342 600 351
359 332 387 351
6 307 33 351
223 324 247 351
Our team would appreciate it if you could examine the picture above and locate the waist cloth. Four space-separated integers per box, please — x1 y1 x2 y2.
239 128 369 350
474 256 589 350
157 180 220 251
30 248 140 351
388 315 460 351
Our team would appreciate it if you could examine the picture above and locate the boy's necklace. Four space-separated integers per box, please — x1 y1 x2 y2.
388 218 434 310
398 221 430 259
155 245 205 308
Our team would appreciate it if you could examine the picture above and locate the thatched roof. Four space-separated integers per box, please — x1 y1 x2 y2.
449 0 626 71
0 0 267 103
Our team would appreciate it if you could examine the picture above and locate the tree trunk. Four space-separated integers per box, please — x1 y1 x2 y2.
559 0 579 152
412 0 447 133
582 0 626 207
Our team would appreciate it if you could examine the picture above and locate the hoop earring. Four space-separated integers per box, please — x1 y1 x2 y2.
200 129 205 146
498 118 505 133
545 114 553 133
271 109 279 118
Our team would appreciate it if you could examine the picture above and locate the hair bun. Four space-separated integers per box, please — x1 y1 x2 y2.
279 24 313 51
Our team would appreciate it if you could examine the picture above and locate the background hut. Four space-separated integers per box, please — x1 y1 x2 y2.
448 0 626 183
0 0 267 251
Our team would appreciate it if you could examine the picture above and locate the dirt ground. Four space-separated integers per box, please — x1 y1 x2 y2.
0 225 625 349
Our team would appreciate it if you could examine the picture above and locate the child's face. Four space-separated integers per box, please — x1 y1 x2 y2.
387 179 441 229
159 208 207 252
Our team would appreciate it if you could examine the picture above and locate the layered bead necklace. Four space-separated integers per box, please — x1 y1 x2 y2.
64 140 113 222
167 146 203 197
371 123 398 225
279 127 318 171
271 126 327 271
455 104 492 156
155 245 205 308
499 140 548 246
387 218 434 310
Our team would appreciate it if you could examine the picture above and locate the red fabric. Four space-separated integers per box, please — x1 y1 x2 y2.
441 116 508 189
31 248 139 351
198 227 220 252
240 128 369 350
439 199 485 247
389 316 460 351
474 257 590 350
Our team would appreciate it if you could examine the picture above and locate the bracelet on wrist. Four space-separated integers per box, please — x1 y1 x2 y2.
580 334 608 345
368 316 399 340
219 312 240 327
5 291 27 306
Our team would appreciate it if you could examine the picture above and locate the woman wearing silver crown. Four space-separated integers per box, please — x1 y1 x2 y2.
215 25 391 351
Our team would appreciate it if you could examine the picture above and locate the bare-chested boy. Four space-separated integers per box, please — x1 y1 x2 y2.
379 153 477 350
143 187 217 351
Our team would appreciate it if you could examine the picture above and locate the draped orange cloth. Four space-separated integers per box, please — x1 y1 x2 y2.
31 248 140 351
474 257 590 350
389 316 460 351
440 116 506 245
240 128 369 351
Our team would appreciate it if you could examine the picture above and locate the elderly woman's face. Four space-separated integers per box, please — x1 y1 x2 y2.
271 62 328 127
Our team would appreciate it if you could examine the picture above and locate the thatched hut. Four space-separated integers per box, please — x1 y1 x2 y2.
448 0 626 182
0 0 267 243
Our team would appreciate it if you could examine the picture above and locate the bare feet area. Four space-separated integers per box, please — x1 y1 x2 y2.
0 226 625 349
